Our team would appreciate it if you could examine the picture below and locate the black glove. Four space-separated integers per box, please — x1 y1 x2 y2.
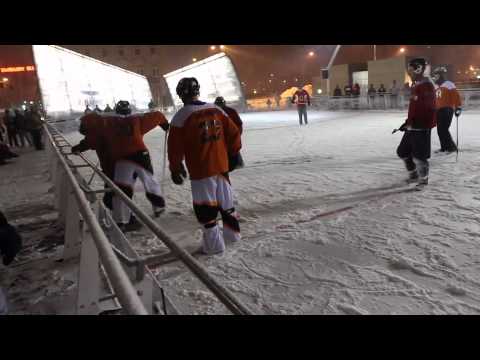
392 121 408 134
228 153 244 172
71 144 81 154
160 122 170 132
454 108 462 117
171 164 187 185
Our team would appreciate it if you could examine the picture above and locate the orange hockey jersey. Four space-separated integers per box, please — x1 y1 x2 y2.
435 81 462 110
79 111 168 162
168 101 242 180
104 111 168 162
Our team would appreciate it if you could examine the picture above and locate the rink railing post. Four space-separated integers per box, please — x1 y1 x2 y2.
76 203 101 315
63 180 82 260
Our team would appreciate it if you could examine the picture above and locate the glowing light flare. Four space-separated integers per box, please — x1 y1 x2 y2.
308 51 315 57
399 48 405 53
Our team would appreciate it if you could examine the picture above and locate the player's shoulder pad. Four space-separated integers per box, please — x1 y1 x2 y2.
171 103 223 127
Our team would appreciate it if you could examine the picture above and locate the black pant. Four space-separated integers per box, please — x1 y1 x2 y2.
397 129 431 178
29 129 43 150
436 107 457 152
297 105 308 125
7 131 19 147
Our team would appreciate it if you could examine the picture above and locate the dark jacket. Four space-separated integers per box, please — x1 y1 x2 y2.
0 211 22 266
406 79 436 129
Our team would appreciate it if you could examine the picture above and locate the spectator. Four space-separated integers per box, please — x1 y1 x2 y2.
402 82 411 101
344 83 352 96
24 106 44 150
94 105 103 113
368 84 377 108
4 109 19 148
390 80 400 109
275 93 281 108
104 104 113 112
333 85 342 97
84 105 92 114
266 98 272 109
352 83 361 97
148 99 155 110
378 84 387 109
0 111 6 143
14 109 31 147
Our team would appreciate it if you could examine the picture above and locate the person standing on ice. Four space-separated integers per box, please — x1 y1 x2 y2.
395 58 436 188
291 86 311 126
168 78 242 255
431 66 462 153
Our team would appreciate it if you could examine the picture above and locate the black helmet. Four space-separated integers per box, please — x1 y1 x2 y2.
176 77 200 100
408 58 427 75
115 100 131 115
214 96 226 108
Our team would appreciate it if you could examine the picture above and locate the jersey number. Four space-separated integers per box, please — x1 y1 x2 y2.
199 119 221 144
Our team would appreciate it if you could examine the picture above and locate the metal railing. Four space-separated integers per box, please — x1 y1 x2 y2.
44 124 149 315
44 123 253 315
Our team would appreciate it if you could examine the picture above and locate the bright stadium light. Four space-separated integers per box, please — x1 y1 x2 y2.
317 89 322 94
400 47 405 53
220 45 225 50
210 46 216 50
192 58 197 62
308 51 315 57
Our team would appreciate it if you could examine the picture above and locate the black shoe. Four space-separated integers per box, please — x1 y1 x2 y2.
153 206 165 218
434 149 445 154
406 171 419 183
117 217 142 232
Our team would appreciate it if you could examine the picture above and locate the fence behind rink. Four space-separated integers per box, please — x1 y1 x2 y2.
245 89 480 112
44 123 253 315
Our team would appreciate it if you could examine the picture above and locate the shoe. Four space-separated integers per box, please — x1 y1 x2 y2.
153 206 165 218
406 170 419 184
415 177 428 190
117 217 142 232
434 149 445 154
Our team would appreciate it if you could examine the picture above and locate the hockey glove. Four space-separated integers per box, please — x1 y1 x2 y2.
171 164 187 185
160 122 170 132
392 121 408 134
228 153 245 172
455 108 462 117
71 144 82 154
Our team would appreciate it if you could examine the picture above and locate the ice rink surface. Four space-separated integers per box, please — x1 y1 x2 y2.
64 109 480 314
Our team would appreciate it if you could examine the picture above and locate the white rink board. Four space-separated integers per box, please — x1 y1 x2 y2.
32 45 152 115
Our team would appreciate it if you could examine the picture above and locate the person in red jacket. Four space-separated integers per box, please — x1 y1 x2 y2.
396 58 436 188
168 78 242 255
291 87 311 126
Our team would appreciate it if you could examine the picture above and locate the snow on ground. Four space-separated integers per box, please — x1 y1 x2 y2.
61 109 480 315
